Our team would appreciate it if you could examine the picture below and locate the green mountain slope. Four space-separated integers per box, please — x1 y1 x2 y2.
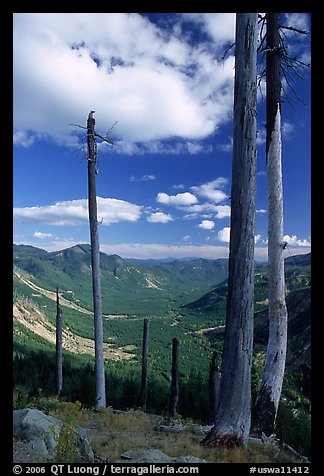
183 252 311 315
13 244 228 315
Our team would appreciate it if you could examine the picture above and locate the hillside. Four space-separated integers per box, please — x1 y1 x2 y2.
13 244 228 315
183 252 311 314
200 287 311 381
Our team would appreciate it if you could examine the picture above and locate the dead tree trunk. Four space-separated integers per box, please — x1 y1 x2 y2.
202 13 257 448
208 352 221 425
56 286 63 398
87 111 106 409
170 338 179 417
251 13 288 436
141 318 149 410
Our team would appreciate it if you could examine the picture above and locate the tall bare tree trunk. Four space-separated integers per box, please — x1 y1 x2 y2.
141 318 149 410
208 352 221 425
170 338 179 417
251 13 288 436
87 111 106 409
56 286 63 398
202 13 257 448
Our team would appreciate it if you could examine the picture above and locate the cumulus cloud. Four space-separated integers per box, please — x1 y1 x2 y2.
283 234 311 247
254 234 262 244
198 220 215 230
191 177 228 203
215 205 231 219
33 231 54 239
147 212 174 223
157 192 198 207
217 226 231 243
14 197 142 226
13 13 235 147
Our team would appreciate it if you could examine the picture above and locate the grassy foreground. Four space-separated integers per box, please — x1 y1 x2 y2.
14 395 303 464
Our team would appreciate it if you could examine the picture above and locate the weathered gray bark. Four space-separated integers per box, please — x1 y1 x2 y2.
55 286 63 398
87 111 106 409
170 338 179 417
202 13 257 448
141 318 149 410
208 352 221 425
251 13 288 436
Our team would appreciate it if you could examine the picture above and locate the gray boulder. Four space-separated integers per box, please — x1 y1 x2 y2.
13 408 62 460
13 408 94 463
119 449 206 463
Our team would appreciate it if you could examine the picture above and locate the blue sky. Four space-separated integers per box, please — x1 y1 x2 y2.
13 13 311 260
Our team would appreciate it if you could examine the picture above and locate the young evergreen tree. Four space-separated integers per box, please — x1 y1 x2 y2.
202 13 257 448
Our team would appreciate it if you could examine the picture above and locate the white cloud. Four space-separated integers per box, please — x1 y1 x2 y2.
256 209 267 214
283 13 309 35
113 140 214 156
14 197 142 226
254 234 262 244
33 231 54 239
100 242 230 260
130 174 156 182
157 192 198 207
191 177 228 203
173 183 185 190
13 13 235 147
282 121 295 140
182 13 235 44
198 220 215 230
283 234 311 247
217 227 231 243
13 130 38 148
147 212 174 224
215 205 231 219
256 128 266 145
216 138 232 152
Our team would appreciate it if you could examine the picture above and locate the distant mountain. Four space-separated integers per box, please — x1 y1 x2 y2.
13 244 228 315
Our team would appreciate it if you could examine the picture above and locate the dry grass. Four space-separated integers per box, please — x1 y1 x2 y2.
71 407 299 463
17 398 298 464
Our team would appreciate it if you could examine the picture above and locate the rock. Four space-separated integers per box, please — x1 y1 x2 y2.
119 449 206 463
13 408 62 460
13 409 94 463
73 425 95 462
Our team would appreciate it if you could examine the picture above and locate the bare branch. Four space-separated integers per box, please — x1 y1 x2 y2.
257 16 267 53
105 120 118 137
69 123 87 130
279 24 308 35
94 130 114 145
222 42 235 62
